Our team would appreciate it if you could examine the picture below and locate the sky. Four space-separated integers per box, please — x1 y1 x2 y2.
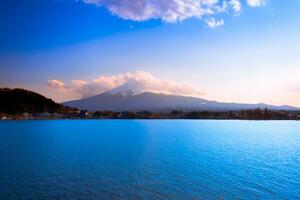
0 0 300 106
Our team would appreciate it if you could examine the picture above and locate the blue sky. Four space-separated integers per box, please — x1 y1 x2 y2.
1 0 300 105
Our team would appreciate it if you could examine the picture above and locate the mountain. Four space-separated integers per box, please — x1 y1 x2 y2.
0 88 73 114
63 81 299 112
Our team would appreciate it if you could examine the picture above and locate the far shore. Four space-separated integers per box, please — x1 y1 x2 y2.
1 108 300 121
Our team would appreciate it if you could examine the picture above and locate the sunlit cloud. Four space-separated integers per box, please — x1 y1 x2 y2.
47 80 65 91
81 0 265 28
47 71 202 99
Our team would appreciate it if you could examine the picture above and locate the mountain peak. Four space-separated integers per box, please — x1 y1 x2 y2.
107 80 146 96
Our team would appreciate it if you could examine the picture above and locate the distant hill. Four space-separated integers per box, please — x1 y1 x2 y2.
0 88 73 114
63 80 300 112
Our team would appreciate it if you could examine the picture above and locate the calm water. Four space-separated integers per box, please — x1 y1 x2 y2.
0 120 299 200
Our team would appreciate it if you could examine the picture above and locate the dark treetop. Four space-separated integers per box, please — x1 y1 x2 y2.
0 88 73 115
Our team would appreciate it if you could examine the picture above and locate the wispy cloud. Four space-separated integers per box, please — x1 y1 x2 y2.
205 18 224 28
82 0 264 27
246 0 266 7
47 80 65 90
229 0 241 14
48 71 202 99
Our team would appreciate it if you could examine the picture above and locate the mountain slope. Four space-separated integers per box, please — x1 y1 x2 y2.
63 82 299 112
0 88 72 114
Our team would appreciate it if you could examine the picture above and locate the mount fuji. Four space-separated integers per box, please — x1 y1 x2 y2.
63 80 299 112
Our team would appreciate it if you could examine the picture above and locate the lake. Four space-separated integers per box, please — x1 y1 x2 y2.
0 120 299 199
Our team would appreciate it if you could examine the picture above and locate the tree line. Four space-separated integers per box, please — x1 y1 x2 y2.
91 108 300 120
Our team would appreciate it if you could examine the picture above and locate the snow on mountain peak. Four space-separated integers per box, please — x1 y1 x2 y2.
107 80 147 96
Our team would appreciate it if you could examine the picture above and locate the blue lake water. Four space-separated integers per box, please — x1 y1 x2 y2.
0 120 299 200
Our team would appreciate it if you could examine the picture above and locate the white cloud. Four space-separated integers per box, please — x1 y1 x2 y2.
82 0 244 26
246 0 265 7
229 0 241 14
205 18 224 28
48 71 202 99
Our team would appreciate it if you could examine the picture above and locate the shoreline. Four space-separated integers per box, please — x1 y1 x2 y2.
1 118 300 121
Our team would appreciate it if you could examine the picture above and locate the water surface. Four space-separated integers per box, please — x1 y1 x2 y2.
0 120 299 199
